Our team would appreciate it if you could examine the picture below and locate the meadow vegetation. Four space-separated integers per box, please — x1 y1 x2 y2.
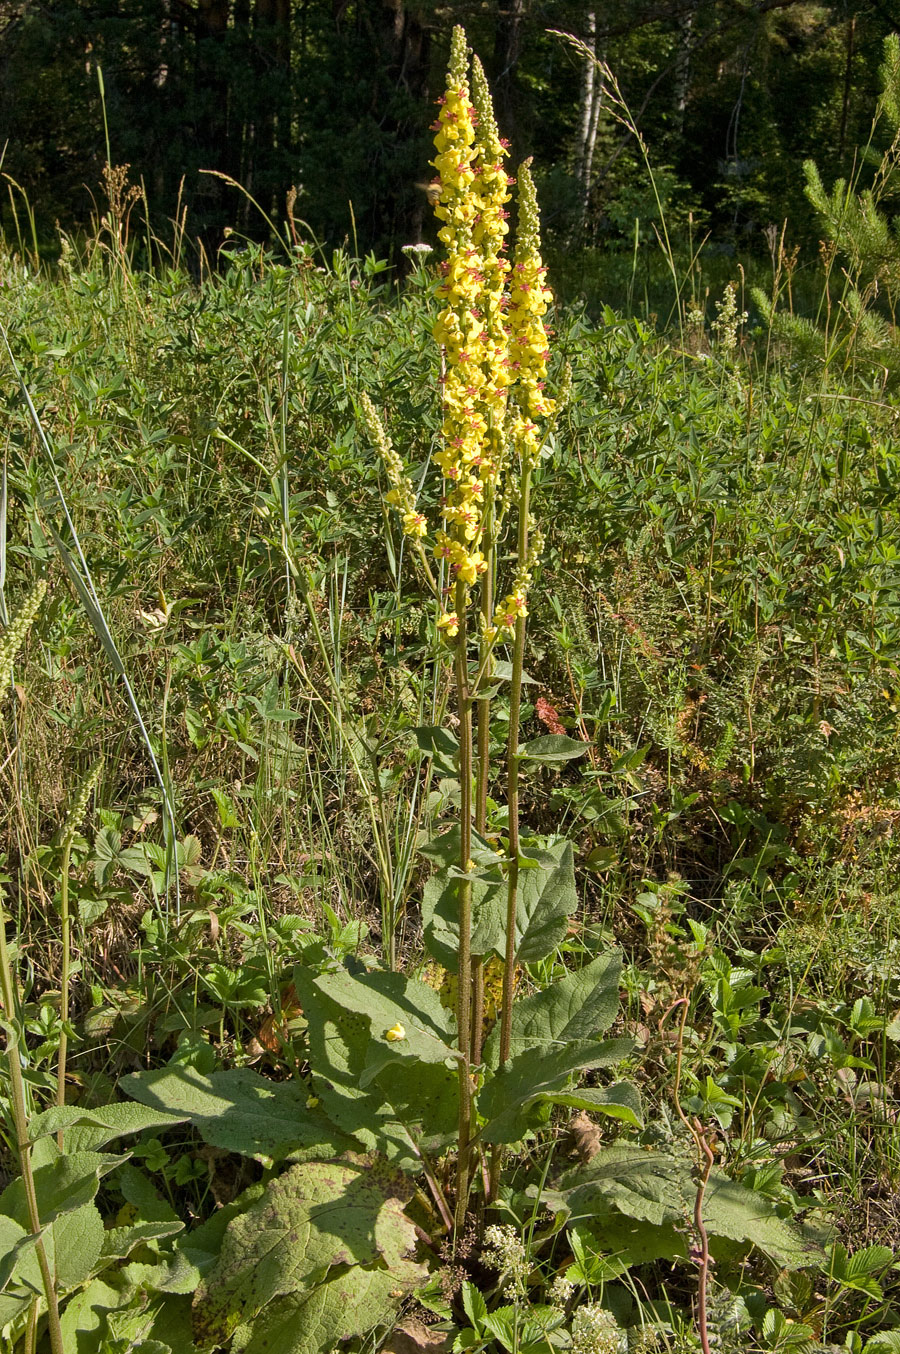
2 28 900 1354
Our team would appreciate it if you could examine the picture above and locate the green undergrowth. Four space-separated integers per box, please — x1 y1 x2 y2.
2 220 900 1352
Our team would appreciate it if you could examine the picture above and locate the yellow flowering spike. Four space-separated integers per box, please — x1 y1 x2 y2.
430 26 513 608
359 391 428 544
385 1022 406 1042
508 160 555 473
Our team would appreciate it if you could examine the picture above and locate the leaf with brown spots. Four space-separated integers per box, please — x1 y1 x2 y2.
191 1159 424 1351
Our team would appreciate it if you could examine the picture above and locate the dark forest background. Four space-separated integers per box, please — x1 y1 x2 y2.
1 1 899 269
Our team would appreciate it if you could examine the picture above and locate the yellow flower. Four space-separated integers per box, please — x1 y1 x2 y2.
402 509 428 539
385 1022 406 1042
437 611 459 638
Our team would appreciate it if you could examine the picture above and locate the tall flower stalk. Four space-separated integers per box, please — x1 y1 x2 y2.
362 25 558 1229
0 581 65 1354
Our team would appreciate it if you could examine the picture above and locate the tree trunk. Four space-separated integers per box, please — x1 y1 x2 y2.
673 1 695 136
493 0 526 158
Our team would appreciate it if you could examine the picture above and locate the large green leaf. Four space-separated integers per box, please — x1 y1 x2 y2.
556 1144 696 1227
420 827 506 970
58 1278 127 1354
478 1038 635 1144
482 953 622 1069
555 1146 822 1269
191 1158 424 1352
179 1183 267 1277
512 841 578 962
312 967 458 1083
28 1101 188 1151
235 1258 421 1354
702 1171 823 1269
122 1064 352 1165
421 835 577 970
295 966 458 1162
2 1202 105 1301
0 1148 121 1225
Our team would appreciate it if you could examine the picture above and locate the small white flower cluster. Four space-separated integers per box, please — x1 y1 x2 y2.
548 1274 575 1309
482 1223 529 1301
570 1303 622 1354
711 280 748 354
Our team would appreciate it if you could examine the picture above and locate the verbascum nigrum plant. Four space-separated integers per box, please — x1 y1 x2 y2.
360 24 571 1227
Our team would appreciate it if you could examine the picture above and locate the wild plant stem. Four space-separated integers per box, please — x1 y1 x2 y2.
24 1304 37 1354
489 463 532 1199
0 895 64 1354
453 578 474 1234
669 996 713 1354
471 517 495 1067
55 839 72 1149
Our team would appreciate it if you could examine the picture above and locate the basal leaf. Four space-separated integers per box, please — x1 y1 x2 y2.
557 1144 696 1227
122 1063 351 1164
236 1257 422 1354
296 966 458 1159
312 967 458 1077
557 1147 823 1270
28 1101 188 1151
702 1172 823 1269
191 1159 421 1351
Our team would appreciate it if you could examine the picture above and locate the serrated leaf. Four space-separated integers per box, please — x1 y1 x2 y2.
479 1039 634 1144
863 1332 900 1353
483 953 622 1069
29 1101 188 1150
122 1064 350 1164
295 966 458 1162
8 1201 106 1297
702 1172 822 1269
237 1258 421 1354
422 837 577 972
0 1148 121 1225
312 968 458 1080
191 1159 423 1351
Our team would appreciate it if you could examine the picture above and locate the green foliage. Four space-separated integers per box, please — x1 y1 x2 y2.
191 1160 424 1353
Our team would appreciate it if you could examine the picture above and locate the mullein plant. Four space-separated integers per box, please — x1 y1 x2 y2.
360 26 565 1226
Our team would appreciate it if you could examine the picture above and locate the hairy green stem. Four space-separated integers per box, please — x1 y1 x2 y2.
453 578 474 1234
55 840 72 1149
0 895 64 1354
471 505 495 1068
489 464 532 1200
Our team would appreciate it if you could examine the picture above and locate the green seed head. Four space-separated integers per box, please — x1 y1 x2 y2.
0 580 48 694
449 25 468 87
